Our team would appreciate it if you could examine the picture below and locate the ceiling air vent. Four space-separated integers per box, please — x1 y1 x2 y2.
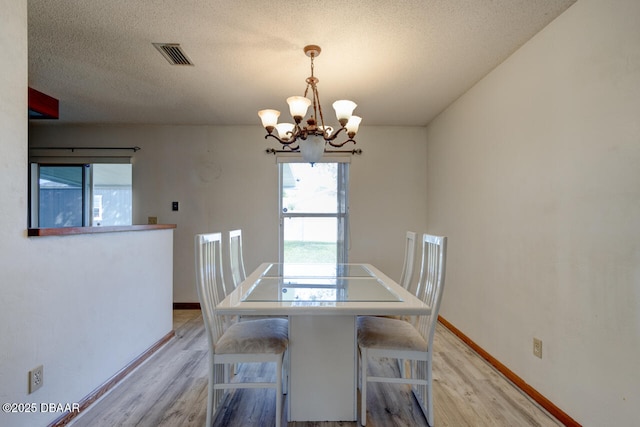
153 43 194 66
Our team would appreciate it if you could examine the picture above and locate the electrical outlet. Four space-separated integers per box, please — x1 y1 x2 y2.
29 365 44 393
533 338 543 359
148 216 158 224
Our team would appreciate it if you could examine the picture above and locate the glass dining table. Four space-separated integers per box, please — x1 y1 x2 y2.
216 262 431 422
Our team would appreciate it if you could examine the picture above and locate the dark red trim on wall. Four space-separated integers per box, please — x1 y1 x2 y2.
173 302 201 310
28 87 59 119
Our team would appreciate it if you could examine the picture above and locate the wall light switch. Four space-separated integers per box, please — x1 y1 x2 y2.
172 201 179 211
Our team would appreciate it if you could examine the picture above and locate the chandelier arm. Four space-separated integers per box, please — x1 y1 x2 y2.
267 147 303 154
264 133 300 149
323 125 346 141
321 126 357 147
266 144 301 153
326 138 356 148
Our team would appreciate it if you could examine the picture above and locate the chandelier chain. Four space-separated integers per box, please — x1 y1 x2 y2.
304 52 315 99
306 52 325 130
314 85 325 130
310 52 315 78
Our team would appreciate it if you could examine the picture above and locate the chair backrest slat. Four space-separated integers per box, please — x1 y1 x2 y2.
414 234 447 348
195 232 227 348
399 231 417 291
229 229 247 290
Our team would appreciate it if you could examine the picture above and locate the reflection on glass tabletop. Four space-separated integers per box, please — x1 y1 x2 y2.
262 263 373 278
242 277 403 303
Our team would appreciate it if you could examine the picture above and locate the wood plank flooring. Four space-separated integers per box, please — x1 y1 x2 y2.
69 310 562 427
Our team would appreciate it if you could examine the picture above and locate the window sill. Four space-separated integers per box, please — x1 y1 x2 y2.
27 224 177 237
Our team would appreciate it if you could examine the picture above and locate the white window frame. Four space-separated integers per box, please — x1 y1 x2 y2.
277 156 350 264
29 161 132 228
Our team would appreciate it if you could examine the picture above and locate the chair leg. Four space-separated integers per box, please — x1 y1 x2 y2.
357 348 361 390
206 355 215 427
360 347 367 426
206 385 213 427
276 356 283 427
282 348 289 395
427 358 434 427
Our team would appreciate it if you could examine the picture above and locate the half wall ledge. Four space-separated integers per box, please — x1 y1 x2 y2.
27 224 177 237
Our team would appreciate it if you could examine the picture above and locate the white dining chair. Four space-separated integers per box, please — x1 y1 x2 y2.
195 232 289 427
357 233 447 426
228 228 283 321
378 231 417 324
228 229 247 290
399 231 417 290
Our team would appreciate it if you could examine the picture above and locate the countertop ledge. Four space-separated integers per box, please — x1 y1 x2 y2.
28 224 177 237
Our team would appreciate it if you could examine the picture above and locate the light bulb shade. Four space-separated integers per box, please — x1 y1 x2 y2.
287 96 312 119
275 123 295 141
332 100 357 124
258 109 280 129
345 115 362 135
299 134 326 164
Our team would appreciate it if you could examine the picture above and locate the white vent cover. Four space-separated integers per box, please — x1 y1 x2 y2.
153 43 194 66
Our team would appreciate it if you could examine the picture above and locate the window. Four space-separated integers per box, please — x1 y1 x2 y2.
30 163 132 228
91 164 132 226
279 160 349 263
36 165 85 227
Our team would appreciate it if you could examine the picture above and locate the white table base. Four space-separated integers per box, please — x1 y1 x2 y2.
288 315 357 421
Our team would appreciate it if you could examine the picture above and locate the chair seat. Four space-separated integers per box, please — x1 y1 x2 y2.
357 315 427 352
216 318 289 354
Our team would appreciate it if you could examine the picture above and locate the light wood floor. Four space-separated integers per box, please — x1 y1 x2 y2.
69 310 562 427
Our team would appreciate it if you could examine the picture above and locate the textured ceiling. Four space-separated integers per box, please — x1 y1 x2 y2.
28 0 576 127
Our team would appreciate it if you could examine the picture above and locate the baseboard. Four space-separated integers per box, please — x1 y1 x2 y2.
173 302 201 310
48 330 175 427
437 316 580 427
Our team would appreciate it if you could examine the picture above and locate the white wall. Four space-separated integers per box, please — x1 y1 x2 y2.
30 125 429 303
1 3 173 426
426 0 640 425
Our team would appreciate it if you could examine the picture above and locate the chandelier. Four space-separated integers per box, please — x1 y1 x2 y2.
259 45 362 164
